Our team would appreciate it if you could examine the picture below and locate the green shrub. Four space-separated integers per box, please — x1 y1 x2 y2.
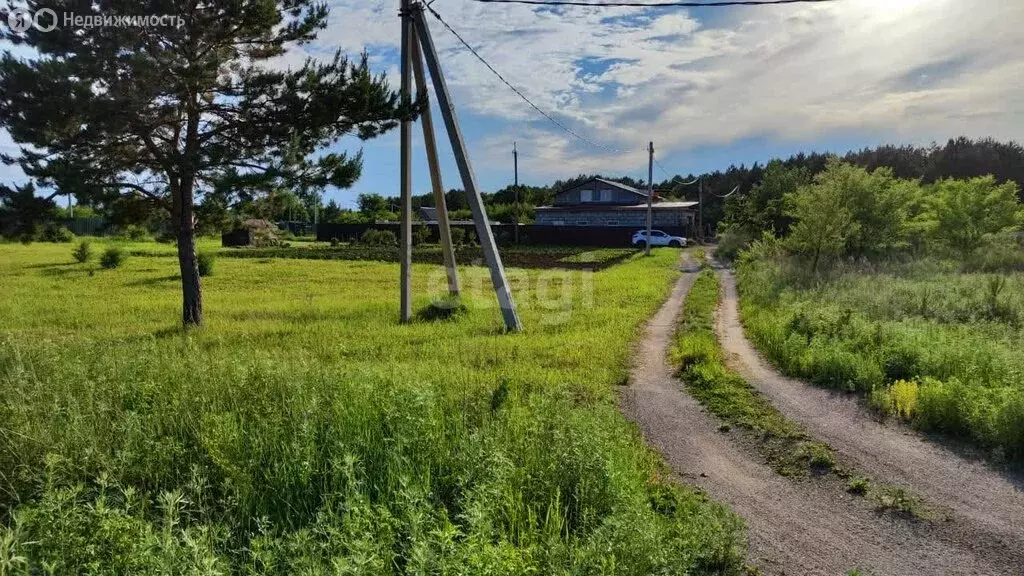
155 230 177 244
449 227 467 246
360 228 397 246
116 225 150 241
962 232 1024 273
846 476 870 495
41 223 75 243
72 241 93 263
413 225 431 246
715 229 751 262
197 252 216 277
100 247 125 269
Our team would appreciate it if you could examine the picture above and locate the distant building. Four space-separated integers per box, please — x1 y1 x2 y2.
534 178 697 229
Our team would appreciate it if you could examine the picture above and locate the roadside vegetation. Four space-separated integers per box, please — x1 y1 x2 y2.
723 159 1024 463
671 269 836 477
0 244 744 574
671 268 937 519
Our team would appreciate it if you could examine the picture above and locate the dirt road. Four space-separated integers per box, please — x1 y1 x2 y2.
619 257 1022 575
716 268 1024 568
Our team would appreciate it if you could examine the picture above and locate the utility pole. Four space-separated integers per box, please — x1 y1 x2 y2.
645 141 654 256
411 30 460 296
413 4 521 331
698 176 703 244
399 0 413 323
513 141 519 245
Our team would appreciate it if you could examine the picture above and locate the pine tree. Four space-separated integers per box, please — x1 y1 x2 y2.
1 0 406 325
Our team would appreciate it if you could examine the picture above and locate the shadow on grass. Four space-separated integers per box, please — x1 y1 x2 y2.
416 295 468 322
25 261 77 269
126 274 181 287
39 266 91 278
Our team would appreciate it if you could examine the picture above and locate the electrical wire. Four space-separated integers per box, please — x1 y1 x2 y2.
709 184 740 198
470 0 837 7
423 3 637 155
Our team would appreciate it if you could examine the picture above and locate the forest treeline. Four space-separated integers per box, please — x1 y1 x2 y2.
3 136 1024 239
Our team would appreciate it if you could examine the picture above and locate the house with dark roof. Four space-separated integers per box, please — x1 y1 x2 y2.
534 177 697 230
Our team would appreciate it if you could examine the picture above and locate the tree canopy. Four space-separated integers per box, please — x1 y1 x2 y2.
0 0 406 325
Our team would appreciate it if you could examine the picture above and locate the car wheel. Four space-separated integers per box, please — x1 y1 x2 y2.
669 240 682 248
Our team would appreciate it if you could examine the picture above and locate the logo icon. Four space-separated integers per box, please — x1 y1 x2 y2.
7 7 33 33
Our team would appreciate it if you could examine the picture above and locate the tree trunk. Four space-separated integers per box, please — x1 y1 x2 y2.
174 178 203 327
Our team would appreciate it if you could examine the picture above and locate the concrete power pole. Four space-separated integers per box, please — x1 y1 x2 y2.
413 4 521 331
645 141 654 256
411 31 460 296
698 176 703 244
399 0 413 323
513 141 519 245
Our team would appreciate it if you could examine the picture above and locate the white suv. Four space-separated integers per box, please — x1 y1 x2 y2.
632 229 687 248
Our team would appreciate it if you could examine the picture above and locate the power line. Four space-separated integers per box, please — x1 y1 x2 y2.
470 0 837 7
422 3 636 155
710 184 741 198
654 158 675 181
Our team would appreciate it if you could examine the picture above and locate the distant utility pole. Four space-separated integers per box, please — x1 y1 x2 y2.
698 176 703 244
513 141 519 244
645 141 654 256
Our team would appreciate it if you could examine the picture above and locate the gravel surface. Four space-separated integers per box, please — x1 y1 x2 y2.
716 267 1024 571
618 255 1023 575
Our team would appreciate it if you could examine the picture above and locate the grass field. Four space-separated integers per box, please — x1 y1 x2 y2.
0 241 743 574
736 254 1024 463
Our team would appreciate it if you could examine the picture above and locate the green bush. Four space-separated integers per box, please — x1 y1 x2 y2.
413 226 431 246
41 223 75 243
72 240 93 263
449 227 467 246
962 232 1024 273
360 228 397 246
155 230 177 244
116 225 150 241
714 229 751 262
100 246 125 269
197 252 216 277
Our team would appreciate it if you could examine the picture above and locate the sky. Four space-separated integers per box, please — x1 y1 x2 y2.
3 0 1024 209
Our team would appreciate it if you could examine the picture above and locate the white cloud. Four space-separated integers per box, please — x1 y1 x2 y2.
314 0 1024 178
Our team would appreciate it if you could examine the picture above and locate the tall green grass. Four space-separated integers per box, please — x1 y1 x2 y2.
0 243 744 574
736 253 1024 463
671 270 835 477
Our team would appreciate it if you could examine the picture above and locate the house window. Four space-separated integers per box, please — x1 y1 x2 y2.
580 190 593 203
600 188 613 202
